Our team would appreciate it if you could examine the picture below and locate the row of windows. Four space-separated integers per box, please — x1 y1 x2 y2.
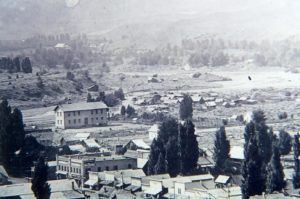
68 117 104 125
96 164 132 172
57 112 63 117
66 109 104 117
58 165 81 174
57 120 63 125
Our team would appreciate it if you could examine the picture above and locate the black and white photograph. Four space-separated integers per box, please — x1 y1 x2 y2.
0 0 300 198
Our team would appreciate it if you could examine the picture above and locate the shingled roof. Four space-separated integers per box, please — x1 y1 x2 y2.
54 101 108 112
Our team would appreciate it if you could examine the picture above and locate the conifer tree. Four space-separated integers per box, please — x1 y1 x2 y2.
242 137 263 199
213 126 230 175
154 152 166 174
266 145 285 193
148 139 160 175
278 130 292 155
179 94 193 120
120 105 126 116
179 120 199 175
21 57 32 73
293 134 300 188
31 155 51 199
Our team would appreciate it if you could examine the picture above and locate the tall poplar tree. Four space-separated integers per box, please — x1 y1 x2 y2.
213 126 230 175
266 145 285 193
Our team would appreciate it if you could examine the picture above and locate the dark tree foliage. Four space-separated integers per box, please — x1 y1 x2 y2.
104 93 119 107
0 57 23 73
114 88 125 100
154 152 167 174
148 118 199 177
179 94 193 120
266 145 285 193
277 130 292 155
293 134 300 189
242 137 264 199
165 136 180 176
31 155 51 199
21 57 32 73
148 139 160 175
120 105 126 116
13 57 21 72
126 105 135 118
213 126 230 175
178 120 199 175
36 76 44 89
87 93 93 102
66 71 75 81
242 110 273 198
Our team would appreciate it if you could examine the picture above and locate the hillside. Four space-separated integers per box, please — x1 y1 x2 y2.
1 0 300 47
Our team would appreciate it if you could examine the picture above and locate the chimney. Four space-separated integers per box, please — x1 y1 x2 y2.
67 98 72 104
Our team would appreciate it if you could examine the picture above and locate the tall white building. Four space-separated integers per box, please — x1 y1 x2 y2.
54 102 108 129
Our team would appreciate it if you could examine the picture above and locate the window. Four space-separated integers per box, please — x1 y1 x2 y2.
73 112 76 116
101 117 104 120
128 164 132 169
78 111 80 116
57 120 59 124
91 110 93 114
106 166 109 171
58 165 61 170
178 188 181 194
68 113 70 117
98 167 101 172
57 112 59 116
60 112 62 117
74 119 76 124
100 109 103 114
91 118 94 123
78 119 81 123
113 165 118 170
96 109 98 114
96 117 98 120
68 120 71 124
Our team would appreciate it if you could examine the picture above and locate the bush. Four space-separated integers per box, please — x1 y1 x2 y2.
66 71 75 81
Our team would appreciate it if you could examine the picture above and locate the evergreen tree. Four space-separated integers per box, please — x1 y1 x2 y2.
87 93 93 102
165 136 180 176
179 94 193 120
266 145 285 193
13 57 21 72
278 130 292 155
21 57 32 73
242 110 272 198
242 137 264 199
36 76 44 89
120 105 126 116
213 126 230 175
126 105 135 117
293 134 300 188
114 88 125 100
31 155 51 199
179 120 199 175
0 99 13 170
148 139 160 175
154 152 166 174
10 108 25 153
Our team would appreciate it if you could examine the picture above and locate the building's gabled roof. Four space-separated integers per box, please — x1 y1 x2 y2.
129 139 150 150
83 139 100 148
54 101 108 112
0 165 8 177
215 175 230 184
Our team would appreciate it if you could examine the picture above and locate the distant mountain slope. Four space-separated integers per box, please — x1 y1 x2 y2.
1 0 300 45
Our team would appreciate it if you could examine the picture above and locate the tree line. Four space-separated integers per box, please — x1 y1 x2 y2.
0 56 32 73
